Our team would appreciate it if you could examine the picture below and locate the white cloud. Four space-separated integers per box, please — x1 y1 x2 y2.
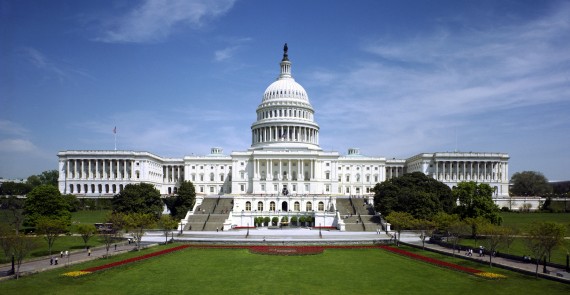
313 3 570 157
0 120 29 136
96 0 237 43
0 139 37 153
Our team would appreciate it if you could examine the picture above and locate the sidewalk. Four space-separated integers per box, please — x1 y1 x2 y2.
406 239 570 283
0 242 143 280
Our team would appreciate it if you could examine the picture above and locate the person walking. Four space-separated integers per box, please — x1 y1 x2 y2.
88 249 91 256
60 251 63 258
55 257 58 265
50 257 53 265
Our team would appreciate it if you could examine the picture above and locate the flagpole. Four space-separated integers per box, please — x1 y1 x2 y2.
114 126 117 151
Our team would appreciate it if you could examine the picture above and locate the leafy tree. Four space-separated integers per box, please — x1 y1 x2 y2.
36 216 68 255
510 171 552 196
124 212 156 250
12 234 39 279
0 182 32 195
23 185 71 227
386 211 415 246
101 213 126 257
62 194 81 212
26 170 59 188
453 182 502 225
432 212 460 241
373 172 455 219
1 196 25 234
157 215 179 244
290 216 298 226
264 217 271 226
77 224 97 248
447 220 470 257
463 216 491 246
502 226 518 254
165 181 196 220
479 224 507 267
524 222 566 277
112 183 163 218
0 223 14 262
414 218 436 249
271 217 278 226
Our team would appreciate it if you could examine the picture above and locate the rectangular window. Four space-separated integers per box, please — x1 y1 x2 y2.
374 175 379 182
325 185 330 192
292 184 296 191
261 184 265 191
200 186 204 193
240 184 245 192
210 187 214 193
346 175 350 182
325 172 330 180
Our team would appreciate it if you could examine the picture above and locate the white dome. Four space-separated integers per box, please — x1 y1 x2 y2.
263 78 308 102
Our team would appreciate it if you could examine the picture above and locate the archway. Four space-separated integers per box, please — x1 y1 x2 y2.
281 201 288 212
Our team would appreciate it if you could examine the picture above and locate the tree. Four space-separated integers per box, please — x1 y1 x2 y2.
510 171 552 196
374 172 455 219
12 234 39 279
165 181 196 220
453 182 502 225
447 220 470 257
36 216 68 255
77 224 97 248
463 216 491 246
386 211 415 246
524 222 566 277
101 213 126 257
479 224 507 267
112 183 163 218
157 215 179 244
26 170 59 188
62 194 81 212
0 223 14 262
414 218 437 249
0 182 31 195
23 185 71 227
124 213 156 250
1 196 25 234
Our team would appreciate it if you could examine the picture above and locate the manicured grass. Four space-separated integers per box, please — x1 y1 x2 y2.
500 212 570 233
0 236 107 263
1 245 569 294
71 210 111 224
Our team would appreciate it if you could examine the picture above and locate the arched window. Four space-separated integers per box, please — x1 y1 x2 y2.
270 201 276 211
77 184 81 193
318 202 324 211
306 202 312 211
245 201 251 211
258 201 264 211
91 184 95 193
294 201 300 211
119 184 123 192
112 184 116 193
69 184 74 193
98 184 102 193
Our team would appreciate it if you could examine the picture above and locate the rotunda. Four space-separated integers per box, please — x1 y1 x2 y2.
250 44 321 150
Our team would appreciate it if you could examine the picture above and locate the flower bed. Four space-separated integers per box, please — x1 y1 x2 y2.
79 245 190 273
249 246 324 256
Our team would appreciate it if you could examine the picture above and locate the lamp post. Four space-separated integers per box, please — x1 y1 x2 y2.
319 223 322 238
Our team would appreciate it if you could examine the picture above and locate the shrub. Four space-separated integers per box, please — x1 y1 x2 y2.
263 217 270 226
501 206 510 212
271 217 278 226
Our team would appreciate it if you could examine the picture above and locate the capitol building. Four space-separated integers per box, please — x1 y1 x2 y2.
57 45 510 229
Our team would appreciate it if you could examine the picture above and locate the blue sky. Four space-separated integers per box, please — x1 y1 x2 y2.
1 0 569 181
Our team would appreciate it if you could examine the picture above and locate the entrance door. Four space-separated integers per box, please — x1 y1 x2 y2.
281 201 288 212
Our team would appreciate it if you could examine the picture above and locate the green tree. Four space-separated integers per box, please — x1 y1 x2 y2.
101 213 126 257
373 172 454 219
479 224 507 267
0 182 32 195
463 216 491 246
165 181 196 220
1 196 25 234
157 215 179 244
453 182 502 225
23 185 71 227
432 212 460 242
386 211 415 246
36 216 68 255
447 220 470 257
510 171 552 196
26 170 59 188
0 223 14 262
414 218 437 249
77 224 97 248
124 212 156 250
524 222 566 277
112 183 163 218
62 194 81 212
12 234 39 279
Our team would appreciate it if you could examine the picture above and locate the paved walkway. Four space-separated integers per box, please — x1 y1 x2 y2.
405 239 570 283
0 242 142 279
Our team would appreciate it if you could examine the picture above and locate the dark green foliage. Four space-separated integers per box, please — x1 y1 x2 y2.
263 217 270 226
510 171 552 196
271 216 278 226
112 183 163 218
0 182 32 195
373 172 454 219
26 170 59 188
62 194 81 212
453 182 502 225
24 185 71 227
164 181 196 219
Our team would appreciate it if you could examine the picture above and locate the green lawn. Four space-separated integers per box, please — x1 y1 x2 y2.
0 236 107 263
71 210 111 224
1 245 569 295
500 212 570 233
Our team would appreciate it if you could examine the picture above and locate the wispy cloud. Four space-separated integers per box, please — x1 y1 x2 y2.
312 3 570 156
0 120 29 137
213 37 252 62
96 0 237 43
20 47 68 82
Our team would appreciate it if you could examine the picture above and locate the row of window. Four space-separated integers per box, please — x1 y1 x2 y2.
258 108 312 120
244 201 324 212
